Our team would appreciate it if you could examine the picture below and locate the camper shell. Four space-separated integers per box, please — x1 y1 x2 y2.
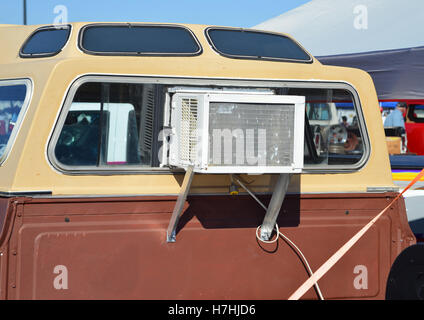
0 22 416 299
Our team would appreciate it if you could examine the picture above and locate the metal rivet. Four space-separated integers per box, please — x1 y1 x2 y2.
65 217 70 223
345 210 350 215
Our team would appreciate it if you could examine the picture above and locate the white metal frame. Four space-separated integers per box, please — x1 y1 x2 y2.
169 91 305 174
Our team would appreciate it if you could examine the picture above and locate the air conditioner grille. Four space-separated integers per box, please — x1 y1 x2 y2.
180 98 198 162
209 102 295 166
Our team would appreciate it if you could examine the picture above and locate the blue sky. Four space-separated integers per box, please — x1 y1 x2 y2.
0 0 311 28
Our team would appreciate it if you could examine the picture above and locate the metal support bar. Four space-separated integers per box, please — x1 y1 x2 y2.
260 173 291 240
23 0 27 25
166 165 195 242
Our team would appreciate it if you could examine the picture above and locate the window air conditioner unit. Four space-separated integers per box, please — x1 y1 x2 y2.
168 91 305 174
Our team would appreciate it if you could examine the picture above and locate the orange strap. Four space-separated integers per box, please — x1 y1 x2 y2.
289 168 424 300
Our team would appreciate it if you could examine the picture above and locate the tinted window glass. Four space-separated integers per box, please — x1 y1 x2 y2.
408 104 424 123
21 26 71 56
52 78 366 172
413 105 424 118
207 28 311 61
287 88 365 166
80 25 201 55
54 82 163 168
0 81 30 161
307 103 331 121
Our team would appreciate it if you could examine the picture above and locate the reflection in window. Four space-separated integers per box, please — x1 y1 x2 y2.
0 83 28 160
53 80 366 171
306 103 331 121
408 104 424 123
288 88 365 167
55 82 162 168
413 105 424 118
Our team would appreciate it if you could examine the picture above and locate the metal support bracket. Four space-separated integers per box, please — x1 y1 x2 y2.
260 173 292 240
166 165 195 242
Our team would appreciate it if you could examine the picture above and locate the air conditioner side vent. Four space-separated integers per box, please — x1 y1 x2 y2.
140 84 155 160
179 98 198 163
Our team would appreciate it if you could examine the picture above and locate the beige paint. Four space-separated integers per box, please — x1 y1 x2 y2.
0 23 393 195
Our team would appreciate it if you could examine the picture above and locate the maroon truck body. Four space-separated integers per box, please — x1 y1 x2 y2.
0 193 415 299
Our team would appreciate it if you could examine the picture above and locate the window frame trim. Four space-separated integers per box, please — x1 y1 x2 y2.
204 27 314 64
47 74 370 175
19 25 72 58
78 23 203 57
0 78 33 166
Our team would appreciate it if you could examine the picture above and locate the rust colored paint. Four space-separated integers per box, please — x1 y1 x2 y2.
0 193 415 300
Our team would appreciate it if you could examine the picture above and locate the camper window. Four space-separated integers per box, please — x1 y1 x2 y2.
20 25 71 58
205 27 312 62
53 82 161 169
0 79 32 164
79 24 202 56
289 87 367 167
50 78 368 173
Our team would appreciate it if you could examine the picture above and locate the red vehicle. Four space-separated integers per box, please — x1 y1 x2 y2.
403 101 424 155
380 100 424 155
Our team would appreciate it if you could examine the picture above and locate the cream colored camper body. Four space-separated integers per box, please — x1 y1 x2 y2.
0 22 392 196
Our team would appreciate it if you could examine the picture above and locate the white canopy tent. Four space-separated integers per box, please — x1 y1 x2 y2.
254 0 424 56
256 0 424 101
